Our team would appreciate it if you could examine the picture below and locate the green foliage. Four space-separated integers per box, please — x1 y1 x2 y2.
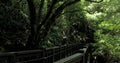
0 0 103 51
85 0 120 62
0 0 29 51
44 1 95 47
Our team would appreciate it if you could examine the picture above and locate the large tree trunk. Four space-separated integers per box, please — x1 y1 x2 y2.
26 0 37 49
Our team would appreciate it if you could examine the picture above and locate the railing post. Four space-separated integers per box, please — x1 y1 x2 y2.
84 52 88 63
85 43 94 63
8 53 17 63
89 43 94 63
42 49 46 63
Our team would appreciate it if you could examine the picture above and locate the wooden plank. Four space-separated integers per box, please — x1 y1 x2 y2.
54 53 83 63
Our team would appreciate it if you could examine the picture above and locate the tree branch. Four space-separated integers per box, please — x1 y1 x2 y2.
37 0 45 22
52 0 80 19
86 0 103 3
40 0 80 40
37 0 58 32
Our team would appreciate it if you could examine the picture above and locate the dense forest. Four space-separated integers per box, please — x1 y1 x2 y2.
0 0 120 63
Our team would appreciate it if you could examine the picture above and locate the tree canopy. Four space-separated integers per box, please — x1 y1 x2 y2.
0 0 120 62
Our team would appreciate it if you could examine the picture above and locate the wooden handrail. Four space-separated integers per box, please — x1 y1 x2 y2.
0 43 92 63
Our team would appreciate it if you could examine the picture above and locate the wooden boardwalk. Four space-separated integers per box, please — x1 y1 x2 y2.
0 43 93 63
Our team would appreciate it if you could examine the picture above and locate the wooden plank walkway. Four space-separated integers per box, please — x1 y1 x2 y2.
54 46 88 63
54 53 83 63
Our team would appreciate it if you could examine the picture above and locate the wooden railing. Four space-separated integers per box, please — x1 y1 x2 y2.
0 43 93 63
